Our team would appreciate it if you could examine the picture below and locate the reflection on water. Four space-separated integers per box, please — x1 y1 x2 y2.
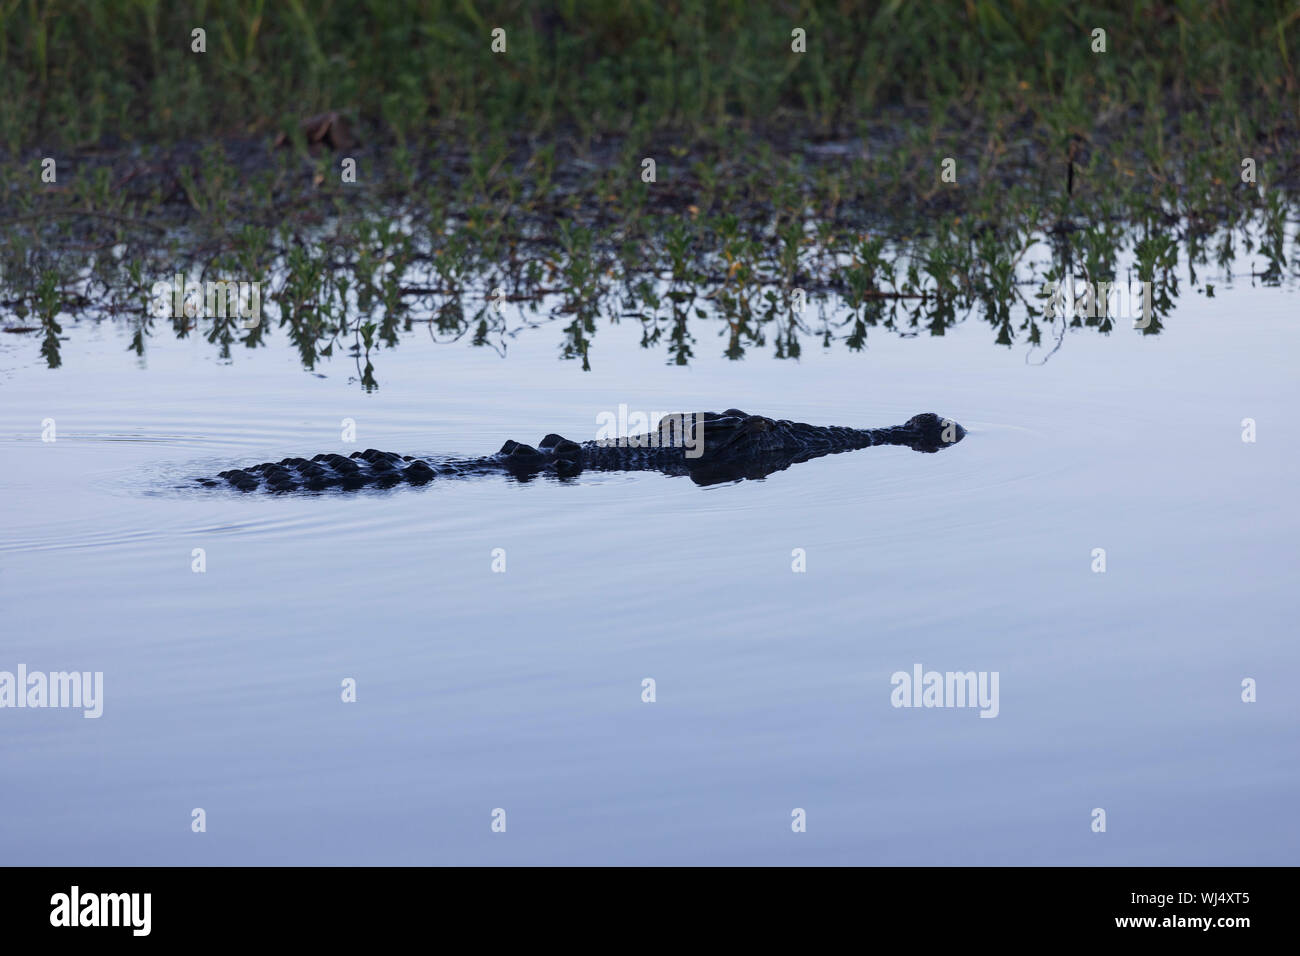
1 237 1298 866
3 204 1295 387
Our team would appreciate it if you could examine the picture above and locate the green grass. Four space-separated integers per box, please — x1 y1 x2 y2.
2 1 1297 148
0 1 1297 380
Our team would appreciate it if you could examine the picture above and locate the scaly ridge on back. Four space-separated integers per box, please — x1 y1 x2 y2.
195 411 966 492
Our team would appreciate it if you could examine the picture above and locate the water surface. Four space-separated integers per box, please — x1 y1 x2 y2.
2 266 1297 865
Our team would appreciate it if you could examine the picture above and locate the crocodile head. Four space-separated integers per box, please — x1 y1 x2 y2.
668 409 967 460
901 412 967 452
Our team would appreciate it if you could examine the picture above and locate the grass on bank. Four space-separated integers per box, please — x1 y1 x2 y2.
0 1 1296 379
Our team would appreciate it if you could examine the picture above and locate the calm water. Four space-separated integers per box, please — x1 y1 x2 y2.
2 263 1297 865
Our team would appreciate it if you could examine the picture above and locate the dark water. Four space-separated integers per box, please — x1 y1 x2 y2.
2 248 1297 864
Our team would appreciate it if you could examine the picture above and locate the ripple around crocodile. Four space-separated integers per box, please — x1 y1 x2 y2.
192 411 967 492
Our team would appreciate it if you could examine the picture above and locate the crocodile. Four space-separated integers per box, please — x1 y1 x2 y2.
196 410 966 492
